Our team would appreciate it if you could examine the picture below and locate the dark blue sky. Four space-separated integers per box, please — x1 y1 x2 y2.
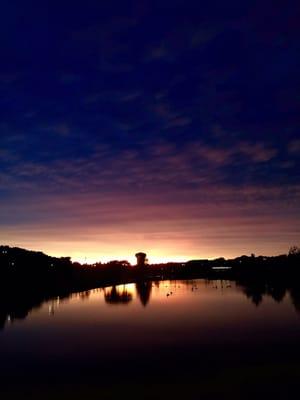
1 0 300 262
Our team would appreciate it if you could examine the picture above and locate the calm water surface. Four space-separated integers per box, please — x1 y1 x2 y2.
1 279 300 399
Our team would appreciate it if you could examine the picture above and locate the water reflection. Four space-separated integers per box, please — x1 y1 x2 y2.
104 286 133 305
1 278 300 330
135 281 152 306
238 280 290 307
288 287 300 312
1 279 300 400
103 282 152 306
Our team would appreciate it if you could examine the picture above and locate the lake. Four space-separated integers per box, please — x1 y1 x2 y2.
1 279 300 399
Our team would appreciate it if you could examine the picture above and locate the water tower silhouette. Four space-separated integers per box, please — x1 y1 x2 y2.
135 252 147 268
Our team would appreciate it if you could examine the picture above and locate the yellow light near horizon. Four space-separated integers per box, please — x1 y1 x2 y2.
3 220 296 265
2 185 299 267
73 254 190 265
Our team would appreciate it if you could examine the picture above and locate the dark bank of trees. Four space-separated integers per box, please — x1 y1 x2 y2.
0 244 300 330
0 246 132 330
1 245 300 291
0 246 134 293
0 245 73 289
1 244 300 286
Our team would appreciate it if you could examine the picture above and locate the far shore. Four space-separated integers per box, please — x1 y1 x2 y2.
1 244 300 330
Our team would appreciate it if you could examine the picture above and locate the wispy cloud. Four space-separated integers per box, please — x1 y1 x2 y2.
40 123 71 137
0 138 284 202
0 73 19 84
1 181 299 262
119 91 141 102
288 139 300 154
190 26 221 48
192 143 234 166
145 43 171 62
0 149 18 163
165 117 191 128
237 142 278 162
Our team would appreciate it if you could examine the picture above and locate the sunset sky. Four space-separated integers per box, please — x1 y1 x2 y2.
1 0 299 263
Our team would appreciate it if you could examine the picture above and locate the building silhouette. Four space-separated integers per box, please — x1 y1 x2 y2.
135 252 147 268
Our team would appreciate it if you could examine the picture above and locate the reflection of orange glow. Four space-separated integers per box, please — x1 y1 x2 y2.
105 283 136 297
104 286 132 304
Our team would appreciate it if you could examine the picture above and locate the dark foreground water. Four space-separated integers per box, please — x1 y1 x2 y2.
1 279 300 399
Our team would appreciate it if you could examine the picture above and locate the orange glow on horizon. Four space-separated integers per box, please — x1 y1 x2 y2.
73 254 190 265
1 236 294 265
2 191 299 263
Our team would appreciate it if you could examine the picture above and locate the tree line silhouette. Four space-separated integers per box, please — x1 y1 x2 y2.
0 245 300 330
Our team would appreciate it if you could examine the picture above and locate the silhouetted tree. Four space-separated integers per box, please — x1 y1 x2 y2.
288 246 300 257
